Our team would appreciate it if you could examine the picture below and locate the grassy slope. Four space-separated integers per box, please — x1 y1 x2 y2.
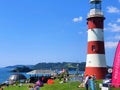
42 81 81 90
3 80 81 90
3 80 120 90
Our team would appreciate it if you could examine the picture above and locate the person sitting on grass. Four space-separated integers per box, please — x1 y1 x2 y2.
29 85 34 90
34 85 40 90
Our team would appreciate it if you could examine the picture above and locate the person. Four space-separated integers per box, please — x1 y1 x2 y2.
42 76 45 83
34 85 40 90
84 75 89 90
78 82 84 88
19 82 22 87
103 78 112 87
92 74 96 81
89 76 96 90
0 87 3 90
29 85 34 90
63 76 68 83
77 74 85 88
5 80 9 87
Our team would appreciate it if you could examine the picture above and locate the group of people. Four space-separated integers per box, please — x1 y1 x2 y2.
78 74 96 90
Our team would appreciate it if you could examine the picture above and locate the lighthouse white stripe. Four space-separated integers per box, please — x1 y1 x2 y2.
86 54 107 67
88 8 103 17
88 28 104 41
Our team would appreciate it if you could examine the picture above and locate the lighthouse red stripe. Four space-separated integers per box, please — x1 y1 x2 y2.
87 41 105 54
87 17 105 29
85 67 107 79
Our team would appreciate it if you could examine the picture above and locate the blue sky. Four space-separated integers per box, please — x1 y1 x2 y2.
0 0 120 67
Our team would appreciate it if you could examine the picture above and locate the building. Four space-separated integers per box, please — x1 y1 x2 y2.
84 0 108 79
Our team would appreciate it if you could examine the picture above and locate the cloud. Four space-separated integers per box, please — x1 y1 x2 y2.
105 41 118 48
117 18 120 22
106 35 120 41
73 16 83 22
114 35 120 40
107 23 120 32
107 6 120 13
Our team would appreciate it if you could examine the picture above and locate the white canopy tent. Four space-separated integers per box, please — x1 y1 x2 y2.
27 70 56 76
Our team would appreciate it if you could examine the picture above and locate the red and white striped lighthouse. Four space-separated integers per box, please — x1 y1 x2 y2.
84 0 108 79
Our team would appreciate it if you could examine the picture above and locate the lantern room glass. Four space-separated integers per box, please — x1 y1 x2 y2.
90 2 101 10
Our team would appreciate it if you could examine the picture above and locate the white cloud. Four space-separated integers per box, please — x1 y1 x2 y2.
106 35 120 41
107 6 120 13
105 41 118 48
73 16 83 22
107 23 120 32
117 18 120 22
114 35 120 40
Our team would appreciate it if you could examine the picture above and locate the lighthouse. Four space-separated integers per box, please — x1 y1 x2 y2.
84 0 108 79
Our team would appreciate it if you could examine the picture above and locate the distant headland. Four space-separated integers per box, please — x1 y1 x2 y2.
4 62 112 72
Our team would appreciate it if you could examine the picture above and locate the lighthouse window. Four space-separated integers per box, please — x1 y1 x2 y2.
90 3 101 9
92 45 96 52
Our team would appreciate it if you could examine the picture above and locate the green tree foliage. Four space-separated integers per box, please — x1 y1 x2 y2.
10 66 32 72
33 62 86 71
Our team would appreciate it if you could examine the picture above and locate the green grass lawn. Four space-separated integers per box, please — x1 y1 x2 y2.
2 81 81 90
2 79 120 90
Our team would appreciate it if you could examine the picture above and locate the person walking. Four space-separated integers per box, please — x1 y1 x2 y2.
84 75 89 90
89 76 96 90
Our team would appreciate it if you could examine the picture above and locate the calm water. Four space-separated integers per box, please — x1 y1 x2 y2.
0 68 11 84
0 68 29 84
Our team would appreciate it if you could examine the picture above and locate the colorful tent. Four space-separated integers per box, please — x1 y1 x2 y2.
47 79 54 84
27 70 56 76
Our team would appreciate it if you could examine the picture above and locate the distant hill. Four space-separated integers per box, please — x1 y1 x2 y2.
10 66 32 72
5 65 34 69
4 62 86 72
5 65 25 68
5 65 34 72
4 62 112 73
33 62 86 71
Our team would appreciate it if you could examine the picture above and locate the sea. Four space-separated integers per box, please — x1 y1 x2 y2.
0 67 29 84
